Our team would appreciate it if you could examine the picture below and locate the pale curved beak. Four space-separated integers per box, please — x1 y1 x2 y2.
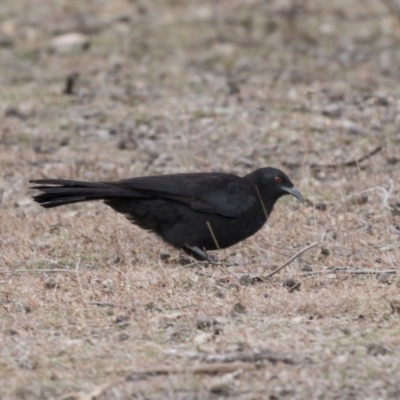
282 186 305 203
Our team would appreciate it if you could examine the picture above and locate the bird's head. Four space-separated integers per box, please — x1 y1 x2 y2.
264 167 304 203
245 167 304 211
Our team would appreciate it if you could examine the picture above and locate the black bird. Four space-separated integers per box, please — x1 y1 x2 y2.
30 167 304 261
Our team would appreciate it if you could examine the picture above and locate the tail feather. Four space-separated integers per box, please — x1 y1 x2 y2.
30 179 138 208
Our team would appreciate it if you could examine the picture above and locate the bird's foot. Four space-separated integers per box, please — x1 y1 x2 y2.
183 245 218 264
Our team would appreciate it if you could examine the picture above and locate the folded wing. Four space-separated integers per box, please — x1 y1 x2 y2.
117 173 257 218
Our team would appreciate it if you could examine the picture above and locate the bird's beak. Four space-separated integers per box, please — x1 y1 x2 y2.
282 186 305 203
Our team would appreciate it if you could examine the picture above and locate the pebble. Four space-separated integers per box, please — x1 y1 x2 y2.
118 333 129 341
322 104 341 118
315 203 327 211
196 317 216 330
239 274 253 285
101 279 114 292
50 32 90 54
231 302 246 315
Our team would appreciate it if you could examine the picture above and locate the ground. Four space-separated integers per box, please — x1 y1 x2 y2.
1 0 400 399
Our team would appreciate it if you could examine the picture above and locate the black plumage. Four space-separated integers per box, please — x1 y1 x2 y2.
30 167 304 261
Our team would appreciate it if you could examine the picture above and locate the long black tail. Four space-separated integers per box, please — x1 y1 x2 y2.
30 179 135 208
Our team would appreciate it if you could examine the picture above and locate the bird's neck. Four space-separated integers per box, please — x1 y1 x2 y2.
244 172 277 217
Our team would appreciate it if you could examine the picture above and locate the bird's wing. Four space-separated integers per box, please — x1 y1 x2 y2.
117 173 257 217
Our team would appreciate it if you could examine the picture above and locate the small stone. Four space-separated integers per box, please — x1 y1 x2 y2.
50 371 59 381
315 202 327 211
326 81 348 100
115 315 129 324
63 71 79 95
160 253 171 262
59 137 69 146
5 104 33 119
283 279 296 288
226 283 239 291
17 198 33 208
226 342 245 352
109 255 120 265
389 299 400 314
178 256 192 266
117 140 128 150
118 332 129 341
366 343 389 356
98 162 115 172
350 195 368 205
145 302 155 310
341 120 364 135
101 279 113 292
301 264 313 272
320 247 330 256
194 332 213 345
91 327 102 338
389 201 400 216
117 321 129 329
326 273 337 279
326 230 337 240
96 129 112 140
322 104 341 118
0 32 13 47
214 290 225 299
239 274 253 285
44 277 59 289
231 302 246 315
49 32 90 54
376 273 389 284
209 384 231 396
370 119 382 131
196 317 216 330
283 279 301 292
375 95 389 107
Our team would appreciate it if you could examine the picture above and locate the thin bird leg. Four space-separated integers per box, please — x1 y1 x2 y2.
184 245 217 264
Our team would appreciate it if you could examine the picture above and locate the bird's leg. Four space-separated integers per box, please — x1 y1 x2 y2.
184 245 217 264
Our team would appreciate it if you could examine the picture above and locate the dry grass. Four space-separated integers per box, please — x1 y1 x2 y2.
1 0 400 399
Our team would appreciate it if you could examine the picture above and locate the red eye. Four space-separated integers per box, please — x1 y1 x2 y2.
275 176 282 183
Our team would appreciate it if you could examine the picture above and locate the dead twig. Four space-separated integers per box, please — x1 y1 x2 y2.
88 301 129 308
299 268 398 277
0 269 73 274
348 178 394 209
126 362 255 381
54 382 111 400
262 241 320 280
283 145 382 169
167 349 306 365
126 348 308 381
338 145 383 167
